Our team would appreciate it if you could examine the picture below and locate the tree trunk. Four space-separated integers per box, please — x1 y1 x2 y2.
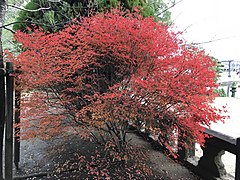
0 1 7 179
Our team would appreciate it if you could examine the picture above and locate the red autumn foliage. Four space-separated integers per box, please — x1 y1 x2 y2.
11 9 223 177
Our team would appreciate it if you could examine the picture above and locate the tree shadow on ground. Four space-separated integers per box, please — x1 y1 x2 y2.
14 133 201 180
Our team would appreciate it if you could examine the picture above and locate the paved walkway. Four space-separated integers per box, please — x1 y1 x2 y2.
129 133 200 180
13 133 200 180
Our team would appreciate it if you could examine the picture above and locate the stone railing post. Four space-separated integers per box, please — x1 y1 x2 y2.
197 138 227 178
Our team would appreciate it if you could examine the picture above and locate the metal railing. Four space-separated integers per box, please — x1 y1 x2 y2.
0 62 20 180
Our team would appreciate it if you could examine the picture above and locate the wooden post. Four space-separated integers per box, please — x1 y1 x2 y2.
5 62 14 180
235 137 240 180
0 64 5 180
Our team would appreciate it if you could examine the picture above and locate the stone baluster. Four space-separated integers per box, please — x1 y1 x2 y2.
197 138 227 178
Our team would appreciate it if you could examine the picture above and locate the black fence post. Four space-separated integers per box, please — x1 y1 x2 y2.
0 64 5 180
14 79 21 169
5 62 14 180
235 137 240 180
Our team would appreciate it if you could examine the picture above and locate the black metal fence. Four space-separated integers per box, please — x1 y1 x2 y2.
0 62 20 180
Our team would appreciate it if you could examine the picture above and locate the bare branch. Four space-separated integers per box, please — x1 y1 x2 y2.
0 21 37 29
157 0 184 17
191 36 233 45
3 27 14 33
48 0 61 2
0 20 70 30
182 24 192 33
8 4 50 12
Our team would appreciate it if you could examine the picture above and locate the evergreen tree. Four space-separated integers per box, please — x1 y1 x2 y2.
13 0 174 32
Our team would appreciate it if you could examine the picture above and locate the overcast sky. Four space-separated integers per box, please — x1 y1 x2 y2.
170 0 240 61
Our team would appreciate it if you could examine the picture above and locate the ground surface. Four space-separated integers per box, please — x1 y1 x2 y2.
13 133 200 180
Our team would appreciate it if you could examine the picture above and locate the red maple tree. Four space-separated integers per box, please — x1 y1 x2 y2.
11 9 223 177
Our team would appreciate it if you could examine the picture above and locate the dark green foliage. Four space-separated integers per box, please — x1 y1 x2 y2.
13 0 85 32
215 88 226 97
13 0 173 32
210 57 226 97
208 56 223 82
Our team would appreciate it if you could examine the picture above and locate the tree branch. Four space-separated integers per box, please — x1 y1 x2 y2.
0 20 70 30
3 27 14 33
157 0 184 16
0 21 39 29
191 36 233 45
8 4 50 12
